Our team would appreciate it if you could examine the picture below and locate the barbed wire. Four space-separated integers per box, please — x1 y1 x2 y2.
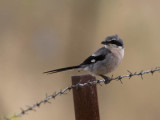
6 67 160 120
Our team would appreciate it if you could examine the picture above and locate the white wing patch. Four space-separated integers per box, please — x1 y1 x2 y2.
91 59 96 63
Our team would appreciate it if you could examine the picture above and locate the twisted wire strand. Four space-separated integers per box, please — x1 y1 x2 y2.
6 67 160 120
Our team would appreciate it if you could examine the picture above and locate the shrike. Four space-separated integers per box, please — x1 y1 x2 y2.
44 34 124 81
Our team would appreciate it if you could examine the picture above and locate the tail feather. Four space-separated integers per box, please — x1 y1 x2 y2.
44 65 81 74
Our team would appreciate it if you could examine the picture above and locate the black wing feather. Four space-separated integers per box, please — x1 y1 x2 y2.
80 54 106 65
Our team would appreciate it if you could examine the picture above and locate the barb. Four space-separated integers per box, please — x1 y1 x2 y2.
6 67 160 120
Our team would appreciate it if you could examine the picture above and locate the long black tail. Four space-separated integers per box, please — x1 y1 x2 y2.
44 65 81 74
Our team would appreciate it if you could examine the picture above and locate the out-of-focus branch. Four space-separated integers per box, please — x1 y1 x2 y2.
6 67 160 120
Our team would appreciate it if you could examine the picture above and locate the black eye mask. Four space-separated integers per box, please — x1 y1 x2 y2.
109 40 123 47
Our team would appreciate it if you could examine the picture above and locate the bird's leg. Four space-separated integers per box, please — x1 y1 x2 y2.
100 75 111 84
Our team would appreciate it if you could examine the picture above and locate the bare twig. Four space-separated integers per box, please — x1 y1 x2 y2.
6 67 160 120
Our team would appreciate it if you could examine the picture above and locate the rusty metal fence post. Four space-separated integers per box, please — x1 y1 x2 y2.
72 74 100 120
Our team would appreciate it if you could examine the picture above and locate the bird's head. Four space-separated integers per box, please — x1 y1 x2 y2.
101 34 124 49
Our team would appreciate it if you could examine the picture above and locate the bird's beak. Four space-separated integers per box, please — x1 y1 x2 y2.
101 41 106 45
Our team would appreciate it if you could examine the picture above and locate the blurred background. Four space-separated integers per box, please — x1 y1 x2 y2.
1 0 160 120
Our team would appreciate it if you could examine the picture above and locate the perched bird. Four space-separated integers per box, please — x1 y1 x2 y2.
44 34 124 81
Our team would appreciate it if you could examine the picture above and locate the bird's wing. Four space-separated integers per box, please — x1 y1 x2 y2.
80 47 111 65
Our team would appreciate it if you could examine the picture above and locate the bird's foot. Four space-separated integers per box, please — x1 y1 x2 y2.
100 75 111 84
